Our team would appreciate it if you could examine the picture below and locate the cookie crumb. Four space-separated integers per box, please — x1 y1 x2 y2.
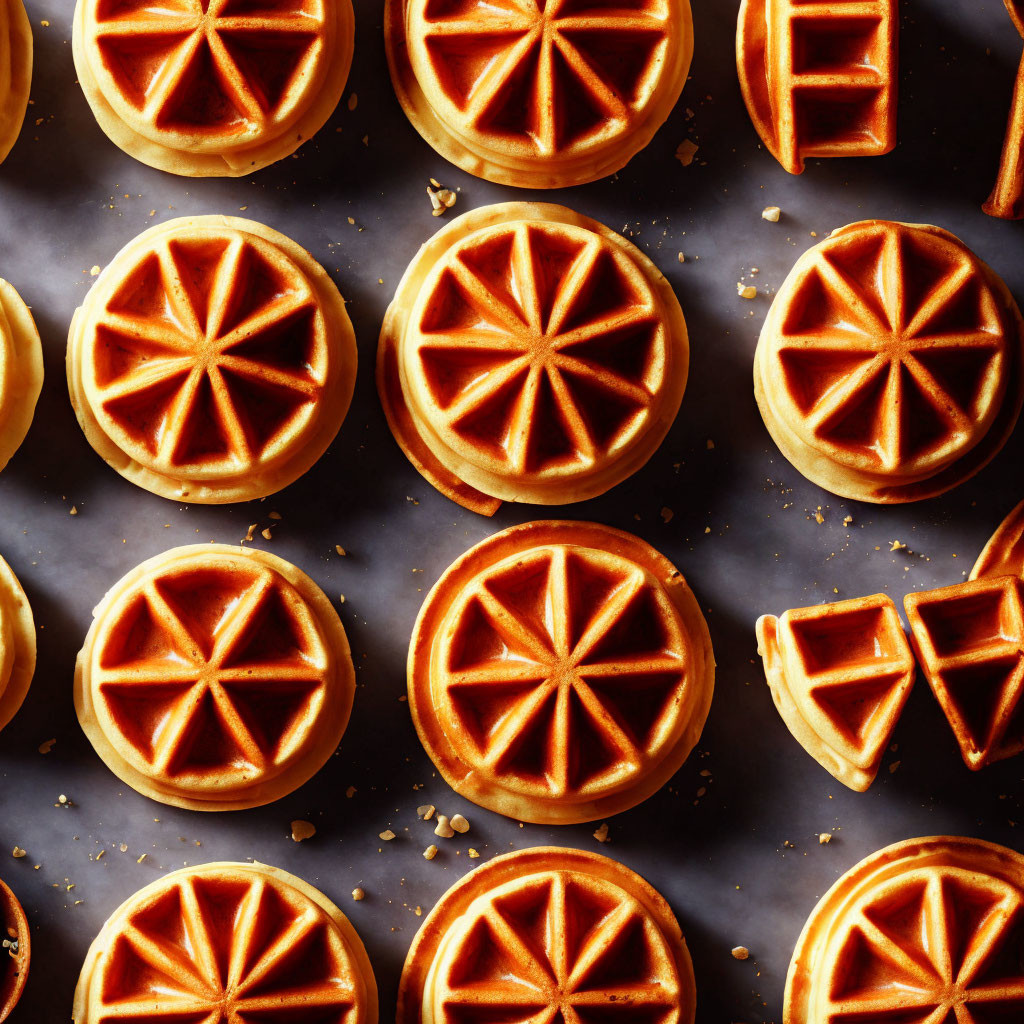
593 822 610 843
352 887 365 901
762 206 781 222
731 946 750 961
290 820 316 842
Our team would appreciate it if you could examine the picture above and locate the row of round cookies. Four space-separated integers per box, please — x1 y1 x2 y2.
0 0 1021 218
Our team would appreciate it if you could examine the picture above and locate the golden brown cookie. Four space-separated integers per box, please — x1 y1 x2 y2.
379 202 689 514
755 220 1024 502
73 861 377 1024
0 0 31 167
0 877 28 1022
399 847 695 1024
68 216 356 504
75 544 355 810
0 553 35 738
408 520 714 824
0 279 43 475
72 0 354 176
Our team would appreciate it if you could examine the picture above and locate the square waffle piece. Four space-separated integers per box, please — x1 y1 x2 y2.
905 575 1024 770
757 594 915 791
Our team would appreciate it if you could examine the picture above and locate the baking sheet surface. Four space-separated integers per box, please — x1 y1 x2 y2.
2 0 1024 1020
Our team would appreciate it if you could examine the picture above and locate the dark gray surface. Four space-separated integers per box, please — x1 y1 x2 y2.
1 0 1024 1020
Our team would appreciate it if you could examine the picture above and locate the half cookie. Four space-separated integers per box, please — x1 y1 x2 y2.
905 575 1024 771
737 0 896 174
0 0 31 166
754 220 1024 502
0 279 43 475
786 837 1024 1024
408 520 714 824
385 0 693 188
73 862 377 1024
75 544 355 810
756 594 914 791
398 847 695 1024
68 216 356 504
0 553 36 737
72 0 354 176
379 202 689 514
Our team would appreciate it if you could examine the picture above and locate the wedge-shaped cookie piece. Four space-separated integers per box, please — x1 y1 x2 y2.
398 847 695 1024
737 0 897 174
787 836 1024 1024
905 574 1024 770
756 594 914 791
974 497 1024 580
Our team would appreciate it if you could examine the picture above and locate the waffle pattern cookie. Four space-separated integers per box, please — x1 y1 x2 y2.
0 279 43 476
0 553 35 738
756 594 914 792
974 498 1024 580
786 836 1024 1024
905 575 1024 771
72 0 354 176
0 0 30 167
385 0 693 188
73 862 378 1024
737 0 896 174
379 202 689 514
398 847 696 1024
75 544 356 811
755 220 1024 503
409 521 714 824
67 216 357 504
0 878 28 1023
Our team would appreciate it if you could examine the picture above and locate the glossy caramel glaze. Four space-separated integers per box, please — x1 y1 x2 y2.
737 0 896 175
379 202 689 512
409 521 714 824
757 593 915 792
68 216 356 503
74 0 353 175
73 862 378 1024
385 0 693 188
399 847 696 1024
786 836 1024 1024
754 220 1024 503
905 574 1024 771
75 544 355 810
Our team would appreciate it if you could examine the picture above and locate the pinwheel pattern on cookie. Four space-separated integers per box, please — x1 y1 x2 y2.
379 203 689 513
755 220 1024 502
786 837 1024 1024
386 0 694 187
73 863 377 1024
68 216 356 503
905 575 1024 771
75 545 355 810
756 594 914 792
399 848 696 1024
409 521 714 823
73 0 354 175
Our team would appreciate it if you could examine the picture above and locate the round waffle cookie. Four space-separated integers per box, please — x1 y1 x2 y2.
398 847 696 1024
385 0 693 188
75 544 355 811
73 861 378 1024
755 220 1024 503
72 0 354 177
0 279 43 477
409 521 714 824
0 0 31 166
0 553 36 737
973 498 1024 580
786 836 1024 1024
0 878 29 1022
379 202 689 515
67 215 356 504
